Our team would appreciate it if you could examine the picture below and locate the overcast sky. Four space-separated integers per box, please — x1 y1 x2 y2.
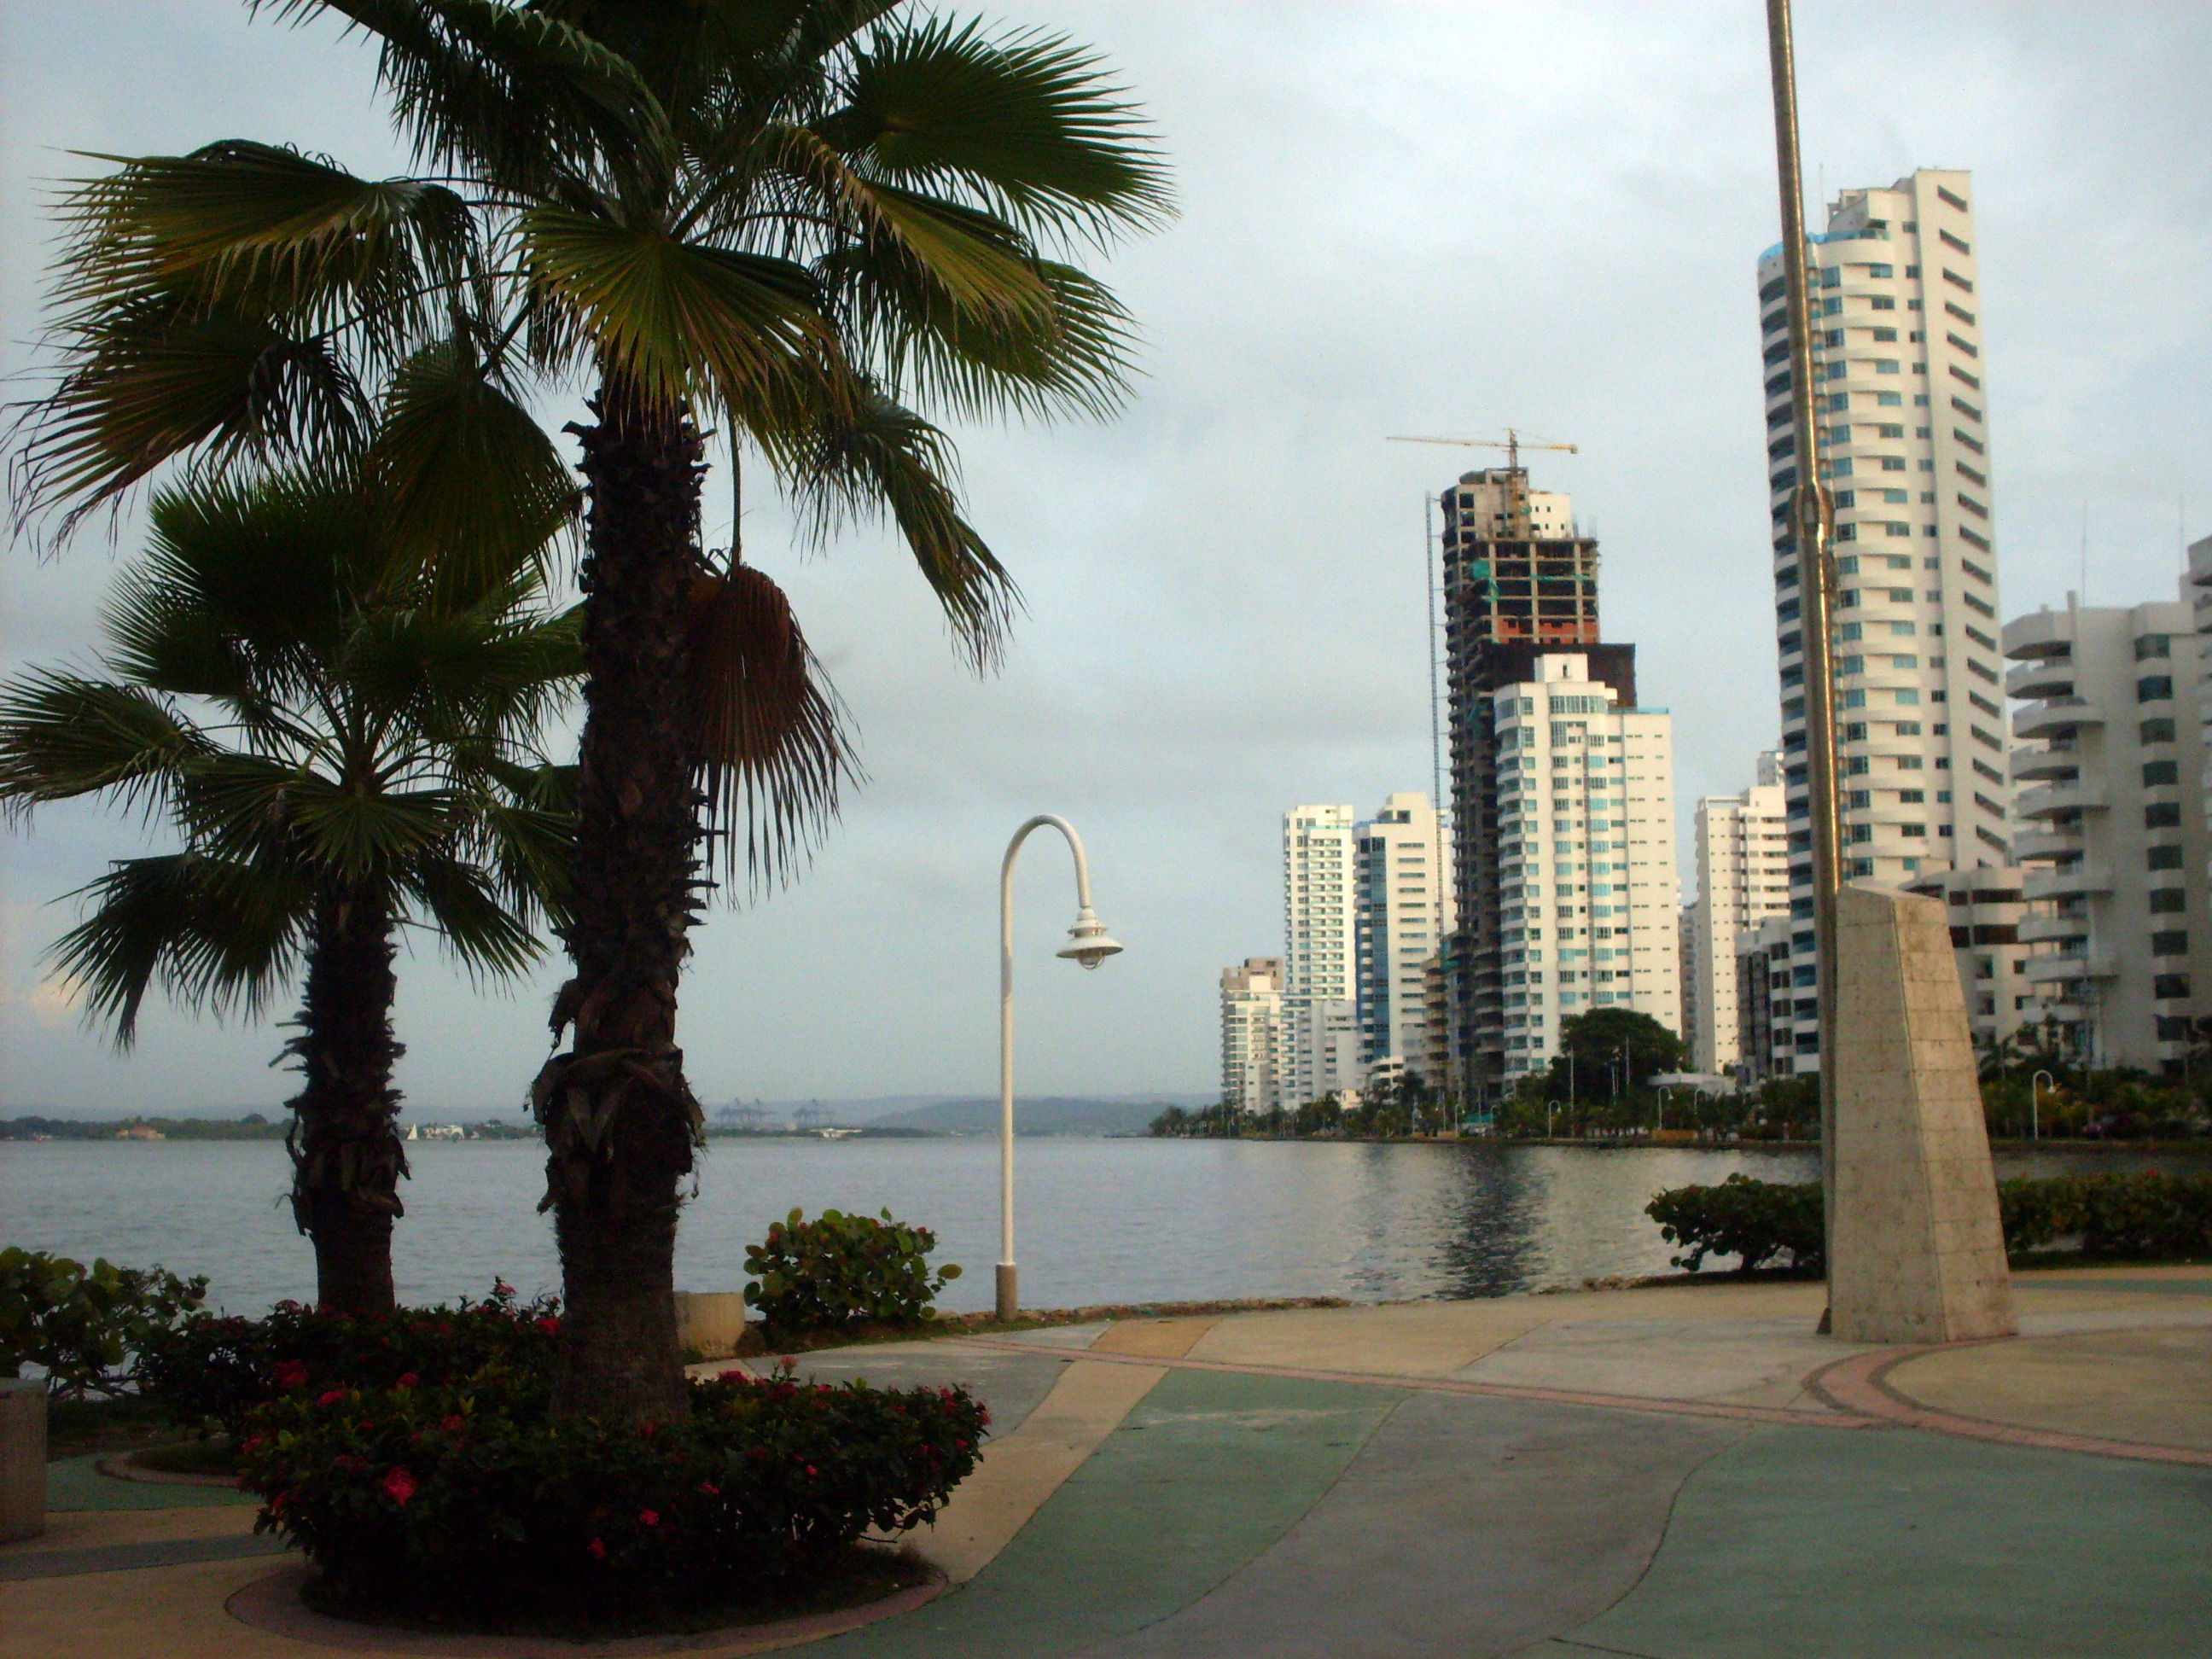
3 2 2209 1117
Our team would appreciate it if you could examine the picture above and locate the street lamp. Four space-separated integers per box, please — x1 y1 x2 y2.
2030 1068 2054 1143
998 814 1123 1322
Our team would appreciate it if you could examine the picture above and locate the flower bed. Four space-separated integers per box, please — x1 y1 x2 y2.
137 1284 559 1438
239 1361 987 1623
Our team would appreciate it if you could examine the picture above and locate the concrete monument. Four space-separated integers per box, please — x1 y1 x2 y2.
1828 883 2016 1343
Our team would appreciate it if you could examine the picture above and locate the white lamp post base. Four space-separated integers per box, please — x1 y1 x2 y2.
996 1263 1019 1323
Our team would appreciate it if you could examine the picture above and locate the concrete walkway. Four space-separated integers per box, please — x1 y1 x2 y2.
7 1265 2210 1657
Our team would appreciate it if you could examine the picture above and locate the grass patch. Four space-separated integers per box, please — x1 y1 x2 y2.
298 1544 933 1640
129 1435 236 1476
45 1394 184 1459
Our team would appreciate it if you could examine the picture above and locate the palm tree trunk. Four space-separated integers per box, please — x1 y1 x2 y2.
288 881 407 1314
536 388 706 1424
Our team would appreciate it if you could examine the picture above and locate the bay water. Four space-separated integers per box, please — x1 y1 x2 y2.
0 1136 2189 1317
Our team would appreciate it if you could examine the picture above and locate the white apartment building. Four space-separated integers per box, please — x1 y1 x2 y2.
1220 957 1285 1111
2004 595 2211 1069
1492 654 1681 1078
1901 868 2036 1055
1685 752 1791 1073
1280 805 1360 1104
1760 167 2012 1073
1355 792 1455 1080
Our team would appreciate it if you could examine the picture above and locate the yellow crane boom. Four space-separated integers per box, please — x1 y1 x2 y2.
1388 429 1580 535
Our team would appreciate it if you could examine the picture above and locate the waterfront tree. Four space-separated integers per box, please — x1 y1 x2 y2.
12 1 1168 1420
0 466 576 1313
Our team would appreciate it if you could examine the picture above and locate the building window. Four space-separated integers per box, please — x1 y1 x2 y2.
2149 888 2188 915
2144 760 2180 787
2134 633 2173 661
2155 974 2192 1000
2149 845 2186 870
2137 676 2174 702
2141 718 2178 743
2152 931 2191 958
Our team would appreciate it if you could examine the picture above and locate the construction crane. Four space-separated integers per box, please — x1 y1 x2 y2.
1387 429 1579 537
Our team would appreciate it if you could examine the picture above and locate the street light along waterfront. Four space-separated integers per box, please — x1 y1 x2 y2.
998 816 1124 1320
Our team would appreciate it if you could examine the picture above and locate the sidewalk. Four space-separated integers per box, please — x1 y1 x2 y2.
7 1264 2209 1658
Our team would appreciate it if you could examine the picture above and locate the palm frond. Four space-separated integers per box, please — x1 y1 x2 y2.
56 141 477 346
264 0 675 201
49 852 309 1045
521 211 834 410
686 562 858 889
777 387 1017 668
0 670 208 821
7 292 367 533
394 853 541 979
364 328 579 598
825 17 1173 245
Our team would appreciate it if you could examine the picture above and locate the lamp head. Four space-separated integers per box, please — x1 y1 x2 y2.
1057 906 1124 970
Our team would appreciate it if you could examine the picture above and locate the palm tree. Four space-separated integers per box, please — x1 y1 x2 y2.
0 466 578 1313
11 0 1167 1420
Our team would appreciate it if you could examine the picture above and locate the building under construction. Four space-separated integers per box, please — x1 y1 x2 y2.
1439 466 1642 1103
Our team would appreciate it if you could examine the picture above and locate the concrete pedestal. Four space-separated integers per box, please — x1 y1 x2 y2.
1829 883 2016 1345
0 1377 45 1542
673 1291 750 1360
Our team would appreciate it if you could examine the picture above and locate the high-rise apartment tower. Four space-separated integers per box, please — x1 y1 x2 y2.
1441 469 1642 1100
1758 168 2011 1073
1355 792 1455 1080
1686 753 1790 1073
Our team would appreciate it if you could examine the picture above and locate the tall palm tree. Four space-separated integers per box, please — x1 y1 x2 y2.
0 466 578 1313
10 0 1167 1419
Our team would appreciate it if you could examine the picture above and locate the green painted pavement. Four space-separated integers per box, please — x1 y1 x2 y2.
812 1366 1402 1658
1532 1425 2212 1658
43 1454 257 1511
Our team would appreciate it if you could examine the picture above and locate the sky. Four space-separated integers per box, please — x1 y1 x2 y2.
3 2 2209 1117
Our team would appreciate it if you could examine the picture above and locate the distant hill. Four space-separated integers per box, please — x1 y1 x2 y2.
870 1097 1164 1136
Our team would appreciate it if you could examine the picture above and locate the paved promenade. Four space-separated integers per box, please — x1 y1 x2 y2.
7 1265 2210 1657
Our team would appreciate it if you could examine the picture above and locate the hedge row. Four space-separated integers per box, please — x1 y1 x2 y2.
1647 1170 2212 1273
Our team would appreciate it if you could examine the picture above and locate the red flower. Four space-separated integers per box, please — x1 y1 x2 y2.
586 1538 607 1561
439 1415 466 1435
393 1372 419 1390
536 1317 561 1335
717 1368 747 1382
271 1360 310 1389
638 1509 660 1527
697 1481 719 1498
381 1467 417 1505
317 1388 347 1408
805 1465 818 1477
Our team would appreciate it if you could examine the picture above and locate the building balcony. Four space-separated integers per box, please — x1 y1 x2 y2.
2014 780 2106 820
2005 659 2076 701
2013 827 2087 864
2002 609 2076 661
2014 699 2101 741
2011 745 2080 784
2023 951 2117 986
2022 864 2112 902
2017 913 2092 946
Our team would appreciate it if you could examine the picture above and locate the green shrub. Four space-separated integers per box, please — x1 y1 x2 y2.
1649 1170 2212 1272
1645 1174 1825 1273
138 1283 558 1437
0 1247 206 1398
239 1362 987 1620
744 1209 961 1338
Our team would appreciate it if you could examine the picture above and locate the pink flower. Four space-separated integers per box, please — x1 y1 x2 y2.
536 1317 561 1335
380 1467 417 1505
317 1388 347 1408
697 1481 719 1497
271 1360 310 1389
393 1372 419 1391
587 1537 607 1561
439 1414 466 1435
638 1509 660 1528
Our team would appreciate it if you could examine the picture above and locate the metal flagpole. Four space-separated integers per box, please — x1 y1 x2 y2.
1765 0 1846 1321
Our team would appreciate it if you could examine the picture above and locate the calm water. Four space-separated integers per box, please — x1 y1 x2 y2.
0 1137 2193 1316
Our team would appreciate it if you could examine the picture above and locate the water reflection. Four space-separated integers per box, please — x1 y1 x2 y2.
1 1136 2195 1316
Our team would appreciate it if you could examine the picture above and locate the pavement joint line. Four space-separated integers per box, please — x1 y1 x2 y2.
944 1337 1891 1432
1807 1344 2212 1467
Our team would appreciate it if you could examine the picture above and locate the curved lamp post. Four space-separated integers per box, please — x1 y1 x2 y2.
2030 1068 2054 1143
998 815 1123 1321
